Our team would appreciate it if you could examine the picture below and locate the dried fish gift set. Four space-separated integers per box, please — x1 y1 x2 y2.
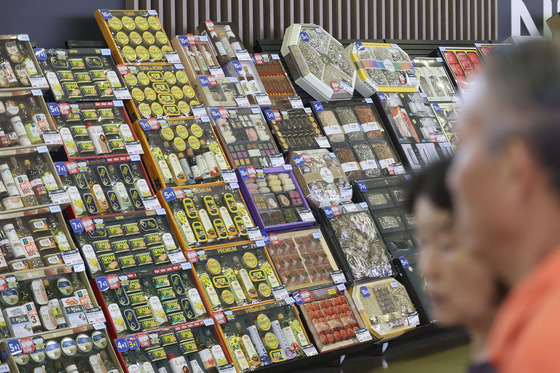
192 242 281 311
238 166 315 232
265 227 338 292
281 23 357 101
56 156 159 219
347 42 417 96
265 107 324 153
297 285 368 352
50 101 138 158
72 211 184 277
0 34 45 91
321 203 393 282
350 278 419 339
411 57 457 102
222 58 271 107
135 116 230 189
171 34 246 107
163 183 256 250
220 302 311 370
120 63 199 121
438 47 482 91
254 53 297 104
95 9 173 64
210 106 280 168
94 265 208 336
39 48 129 102
289 149 352 209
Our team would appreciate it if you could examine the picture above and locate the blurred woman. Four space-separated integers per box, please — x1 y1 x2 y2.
407 159 504 372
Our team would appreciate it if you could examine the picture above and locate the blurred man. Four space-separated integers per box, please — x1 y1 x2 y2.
449 40 560 372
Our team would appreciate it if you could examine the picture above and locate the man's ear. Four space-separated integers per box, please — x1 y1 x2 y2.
500 138 539 202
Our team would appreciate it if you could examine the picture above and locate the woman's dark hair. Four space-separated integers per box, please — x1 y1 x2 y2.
406 158 453 213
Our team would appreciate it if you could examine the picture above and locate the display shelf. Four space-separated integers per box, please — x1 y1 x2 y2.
411 57 458 103
171 34 247 108
55 155 160 220
0 34 47 92
264 106 324 154
222 58 272 108
159 182 257 251
263 226 338 293
197 20 248 66
281 24 356 101
254 53 298 105
0 89 62 149
237 166 316 232
95 9 173 65
318 202 393 284
38 47 129 102
119 63 199 122
349 277 418 340
288 149 352 209
438 47 482 92
311 100 405 180
296 285 369 353
133 115 231 190
209 106 280 169
346 42 417 96
190 242 281 313
69 210 186 278
218 301 312 371
474 43 510 61
49 100 140 160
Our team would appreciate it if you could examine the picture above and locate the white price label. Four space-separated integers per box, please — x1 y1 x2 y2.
337 283 346 291
235 50 252 61
165 51 181 64
93 322 106 330
113 88 132 100
142 196 162 210
361 122 380 133
126 141 144 155
203 318 215 326
312 231 322 239
330 271 347 284
288 97 304 109
359 159 379 171
156 208 166 215
272 286 289 301
0 364 10 373
355 328 373 342
314 137 330 148
269 154 285 167
304 107 312 113
35 145 48 153
302 344 319 357
247 227 263 241
191 106 207 118
284 297 295 305
168 249 187 264
343 204 358 213
130 154 141 162
407 313 420 326
342 123 361 134
30 75 49 89
221 170 237 183
341 162 359 173
73 263 85 272
283 164 292 171
62 250 85 266
43 131 63 145
340 186 352 200
218 364 237 373
208 66 225 77
255 93 271 106
365 97 374 104
49 190 71 204
323 125 342 136
248 149 261 157
234 95 250 107
297 209 315 222
86 307 107 324
181 262 192 270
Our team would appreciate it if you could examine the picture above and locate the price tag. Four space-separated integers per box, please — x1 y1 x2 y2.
82 218 94 232
115 338 129 353
340 185 353 201
42 131 63 145
313 102 324 112
98 48 111 56
302 344 318 357
35 145 48 153
235 50 252 61
247 227 263 241
234 95 250 107
218 364 236 373
292 292 303 305
355 328 373 342
34 48 47 61
342 123 362 134
365 97 374 104
300 290 312 303
125 142 144 156
0 364 10 373
390 281 399 289
48 189 70 206
107 274 120 289
337 283 346 291
174 63 184 70
219 170 236 183
165 51 181 64
93 322 105 330
297 209 315 222
288 97 304 109
357 181 367 192
269 154 285 167
86 307 107 324
73 263 85 272
203 318 215 326
49 205 61 213
17 34 30 41
30 75 49 89
312 231 322 239
127 336 140 350
255 93 271 106
360 286 371 298
208 66 224 77
142 196 162 210
343 203 358 213
113 87 132 100
407 313 420 326
180 261 192 270
62 249 84 266
314 137 330 148
330 271 347 284
191 105 208 118
284 297 295 305
272 286 289 301
168 249 187 264
7 340 22 356
154 208 166 216
229 182 239 190
5 276 17 290
304 107 312 114
359 202 368 210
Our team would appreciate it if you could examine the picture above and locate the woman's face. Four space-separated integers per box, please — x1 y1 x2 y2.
414 195 497 327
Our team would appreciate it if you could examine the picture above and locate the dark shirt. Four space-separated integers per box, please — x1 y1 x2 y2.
468 362 496 373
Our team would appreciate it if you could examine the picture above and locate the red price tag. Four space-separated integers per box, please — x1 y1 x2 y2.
137 333 150 348
186 33 197 45
214 311 226 324
301 153 312 163
254 53 263 64
174 189 186 200
246 166 257 179
82 218 94 232
106 274 120 289
273 110 282 121
331 205 342 216
20 338 34 354
269 233 279 245
117 64 129 75
0 277 6 292
331 81 340 92
58 102 71 116
207 75 218 86
186 250 198 263
218 108 229 119
300 290 312 303
205 20 216 32
147 118 160 130
387 164 395 176
66 162 79 174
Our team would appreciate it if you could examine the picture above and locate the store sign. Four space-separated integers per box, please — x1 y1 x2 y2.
498 0 560 39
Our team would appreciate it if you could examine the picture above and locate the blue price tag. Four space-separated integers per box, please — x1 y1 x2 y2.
250 55 256 64
162 188 176 202
313 102 324 112
96 277 110 292
209 108 220 119
378 93 387 102
261 232 271 245
238 167 249 179
130 154 141 162
399 256 410 269
70 219 84 233
355 42 365 51
31 89 42 96
73 263 85 273
432 103 441 113
232 60 242 71
198 76 210 87
112 100 124 107
115 338 129 353
359 202 368 209
178 35 188 46
292 155 305 167
156 208 166 215
47 103 60 116
7 340 22 356
138 120 151 131
365 97 373 104
357 181 367 192
54 162 68 176
49 205 61 213
360 286 371 298
292 292 303 305
255 240 265 247
101 48 111 56
283 164 292 171
34 48 47 61
300 32 310 42
264 110 275 121
127 336 140 350
229 182 239 190
17 34 30 42
36 145 48 153
323 206 334 218
100 9 112 19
